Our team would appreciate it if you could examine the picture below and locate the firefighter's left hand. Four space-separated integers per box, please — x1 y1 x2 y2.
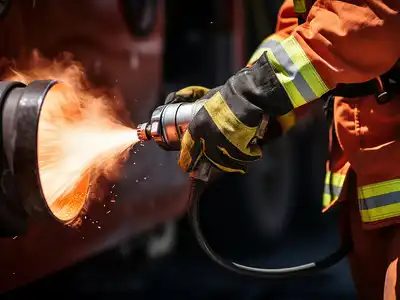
164 86 210 105
179 88 264 174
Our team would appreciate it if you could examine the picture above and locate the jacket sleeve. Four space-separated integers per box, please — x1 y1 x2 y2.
234 0 400 117
247 0 298 67
246 0 299 131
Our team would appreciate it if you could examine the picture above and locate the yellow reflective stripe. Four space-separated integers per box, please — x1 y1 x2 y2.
277 111 296 132
358 179 400 222
247 35 284 65
358 179 400 199
280 36 329 98
203 92 261 157
248 35 329 109
323 193 337 208
294 0 307 13
322 171 346 208
325 171 346 187
266 51 307 107
178 131 195 171
360 203 400 223
265 36 330 108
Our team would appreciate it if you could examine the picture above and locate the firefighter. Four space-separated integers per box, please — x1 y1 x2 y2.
167 0 400 298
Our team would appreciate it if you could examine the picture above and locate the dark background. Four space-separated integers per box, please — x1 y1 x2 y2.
4 0 356 299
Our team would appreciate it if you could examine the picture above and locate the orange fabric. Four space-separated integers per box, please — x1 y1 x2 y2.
340 171 400 299
334 91 400 229
262 0 319 133
335 94 400 185
292 0 400 89
270 0 400 228
275 0 299 35
269 1 400 297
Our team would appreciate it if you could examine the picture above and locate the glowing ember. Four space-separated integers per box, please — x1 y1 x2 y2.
3 51 138 222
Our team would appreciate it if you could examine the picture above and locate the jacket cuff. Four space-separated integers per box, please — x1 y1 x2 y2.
223 53 294 117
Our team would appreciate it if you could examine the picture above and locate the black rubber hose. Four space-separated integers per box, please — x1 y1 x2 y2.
187 178 352 279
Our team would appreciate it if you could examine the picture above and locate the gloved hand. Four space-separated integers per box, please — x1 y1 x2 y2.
164 86 211 105
177 54 293 174
178 87 265 174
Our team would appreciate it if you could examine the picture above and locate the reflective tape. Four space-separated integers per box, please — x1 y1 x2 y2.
247 35 329 108
323 171 346 208
247 35 283 65
294 0 307 13
247 37 298 133
358 179 400 222
267 36 329 108
271 42 317 101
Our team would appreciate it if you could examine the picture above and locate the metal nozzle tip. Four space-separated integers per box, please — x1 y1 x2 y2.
137 122 150 141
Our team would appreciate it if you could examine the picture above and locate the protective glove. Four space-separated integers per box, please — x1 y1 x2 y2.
164 86 211 105
179 91 265 174
179 54 291 174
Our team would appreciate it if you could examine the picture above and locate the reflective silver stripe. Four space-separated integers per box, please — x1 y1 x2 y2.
358 179 400 222
359 191 400 211
269 43 317 102
257 39 280 50
324 184 341 199
255 38 317 102
248 38 281 65
322 171 347 209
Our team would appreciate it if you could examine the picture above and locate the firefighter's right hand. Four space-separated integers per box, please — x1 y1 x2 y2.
164 86 210 105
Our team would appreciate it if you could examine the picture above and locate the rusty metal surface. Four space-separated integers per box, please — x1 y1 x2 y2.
0 0 190 292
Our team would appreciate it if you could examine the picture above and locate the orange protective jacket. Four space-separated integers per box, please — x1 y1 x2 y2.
247 0 400 230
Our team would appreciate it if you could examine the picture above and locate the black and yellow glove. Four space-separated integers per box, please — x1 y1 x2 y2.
178 54 292 174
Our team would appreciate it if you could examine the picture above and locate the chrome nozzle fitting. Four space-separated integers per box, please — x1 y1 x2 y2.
137 122 151 142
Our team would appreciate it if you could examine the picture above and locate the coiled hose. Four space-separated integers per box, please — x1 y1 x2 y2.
187 178 353 279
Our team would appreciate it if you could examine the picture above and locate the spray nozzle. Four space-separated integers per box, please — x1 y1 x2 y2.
136 122 152 141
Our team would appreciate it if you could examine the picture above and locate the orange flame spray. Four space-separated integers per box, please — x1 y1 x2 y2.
3 51 139 223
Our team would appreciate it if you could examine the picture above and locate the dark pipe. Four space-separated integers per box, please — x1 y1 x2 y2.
0 80 78 237
0 81 28 236
13 80 57 219
188 177 352 279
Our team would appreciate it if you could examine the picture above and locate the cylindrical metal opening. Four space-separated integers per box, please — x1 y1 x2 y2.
0 80 89 227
